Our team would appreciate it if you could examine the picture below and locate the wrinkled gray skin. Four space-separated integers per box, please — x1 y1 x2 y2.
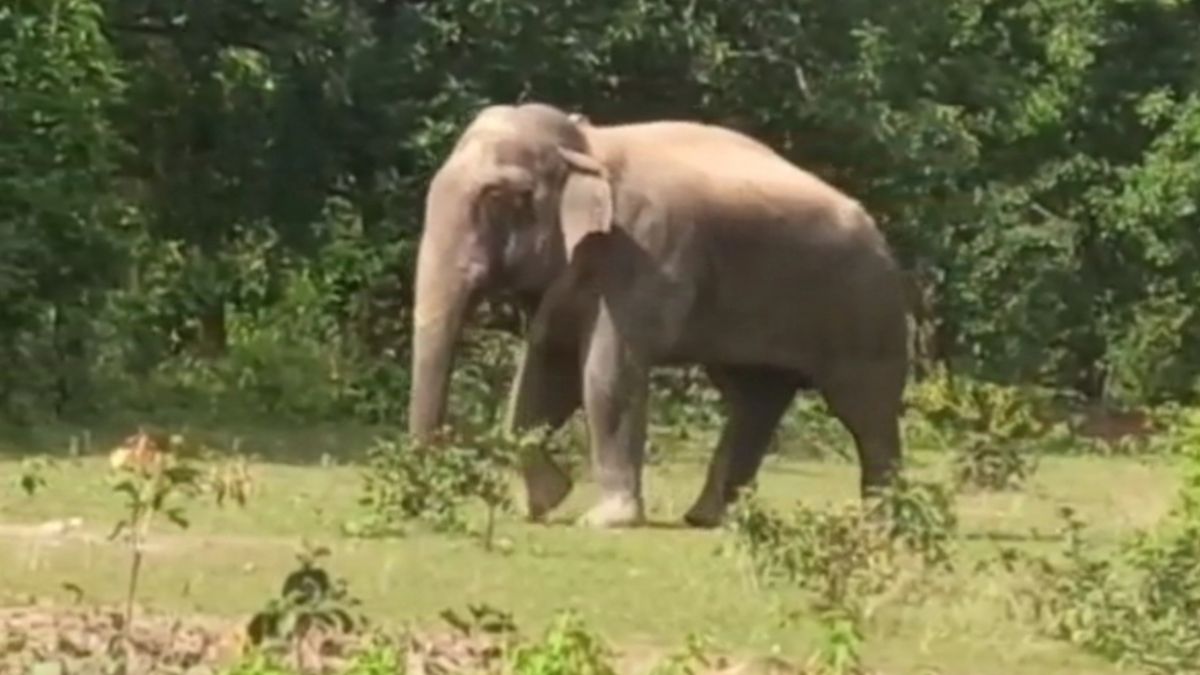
409 102 908 529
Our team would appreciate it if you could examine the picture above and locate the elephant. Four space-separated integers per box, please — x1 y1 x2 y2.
407 101 909 529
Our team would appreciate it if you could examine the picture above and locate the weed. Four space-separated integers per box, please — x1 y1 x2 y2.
951 437 1039 490
724 474 957 658
343 637 407 675
106 429 204 633
775 396 856 463
245 541 366 670
648 633 721 675
220 651 293 675
506 609 618 675
205 450 257 508
1182 438 1200 521
1013 472 1200 674
866 474 958 571
347 431 471 537
17 454 55 496
725 490 895 618
806 609 866 675
348 423 568 550
1150 404 1200 461
648 367 722 448
907 368 1050 490
439 603 519 641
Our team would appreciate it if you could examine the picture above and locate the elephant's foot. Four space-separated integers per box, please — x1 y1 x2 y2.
682 495 726 529
523 459 573 522
578 493 645 528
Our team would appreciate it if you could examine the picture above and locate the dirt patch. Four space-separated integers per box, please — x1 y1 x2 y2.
0 600 511 674
0 602 244 674
0 601 803 674
1073 405 1155 444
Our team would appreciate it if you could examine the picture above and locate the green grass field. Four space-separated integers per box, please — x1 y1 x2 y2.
0 418 1181 674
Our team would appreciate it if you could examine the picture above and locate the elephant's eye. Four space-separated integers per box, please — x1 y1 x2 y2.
486 187 534 228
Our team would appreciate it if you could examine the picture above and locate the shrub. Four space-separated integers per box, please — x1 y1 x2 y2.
348 423 571 549
724 474 958 622
506 610 618 675
1014 508 1200 674
906 369 1053 490
245 542 366 670
1012 442 1200 674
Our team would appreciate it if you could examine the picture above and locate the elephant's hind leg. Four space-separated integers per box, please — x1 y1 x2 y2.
816 360 905 498
684 366 798 528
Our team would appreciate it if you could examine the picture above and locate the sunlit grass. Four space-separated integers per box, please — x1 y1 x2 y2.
0 419 1182 674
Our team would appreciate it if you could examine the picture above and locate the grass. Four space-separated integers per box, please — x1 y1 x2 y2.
0 416 1183 674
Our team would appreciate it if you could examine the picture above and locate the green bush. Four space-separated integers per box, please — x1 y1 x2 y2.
6 0 1200 424
906 369 1060 487
507 610 618 675
1015 509 1200 674
724 474 958 622
1011 441 1200 673
347 420 573 549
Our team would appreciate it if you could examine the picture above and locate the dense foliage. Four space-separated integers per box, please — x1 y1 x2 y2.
3 0 1200 424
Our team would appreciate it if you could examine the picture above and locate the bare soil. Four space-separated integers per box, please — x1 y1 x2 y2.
0 599 523 675
0 600 803 674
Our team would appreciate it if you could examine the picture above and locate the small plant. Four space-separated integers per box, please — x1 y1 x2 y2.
453 424 552 551
17 454 56 496
725 490 895 619
866 474 958 570
1012 470 1200 675
347 427 511 540
205 450 257 508
439 602 521 668
774 396 857 463
648 632 722 675
648 367 723 447
220 651 293 675
1181 437 1200 522
349 422 568 550
343 637 407 675
506 609 618 675
106 429 203 632
951 436 1039 490
907 368 1050 491
806 609 867 675
246 541 366 670
439 602 519 641
1148 404 1200 461
720 473 955 629
347 432 468 537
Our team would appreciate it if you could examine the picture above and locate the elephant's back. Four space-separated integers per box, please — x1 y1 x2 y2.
587 122 906 370
589 120 779 157
593 123 862 226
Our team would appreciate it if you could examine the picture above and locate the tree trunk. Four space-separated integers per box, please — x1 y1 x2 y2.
194 301 227 358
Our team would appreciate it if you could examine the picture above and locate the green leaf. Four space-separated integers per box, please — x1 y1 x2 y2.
107 519 128 542
164 506 190 529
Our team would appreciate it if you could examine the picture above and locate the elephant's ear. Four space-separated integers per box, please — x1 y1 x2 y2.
557 147 613 262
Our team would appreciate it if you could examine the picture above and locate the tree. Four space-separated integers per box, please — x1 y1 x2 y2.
0 0 125 413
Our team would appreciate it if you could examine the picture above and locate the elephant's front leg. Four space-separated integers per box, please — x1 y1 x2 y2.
506 342 582 521
578 305 650 528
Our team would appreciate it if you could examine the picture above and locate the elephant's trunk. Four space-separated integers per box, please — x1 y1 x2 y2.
407 228 485 440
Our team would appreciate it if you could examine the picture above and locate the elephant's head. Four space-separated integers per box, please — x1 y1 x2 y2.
408 103 614 439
